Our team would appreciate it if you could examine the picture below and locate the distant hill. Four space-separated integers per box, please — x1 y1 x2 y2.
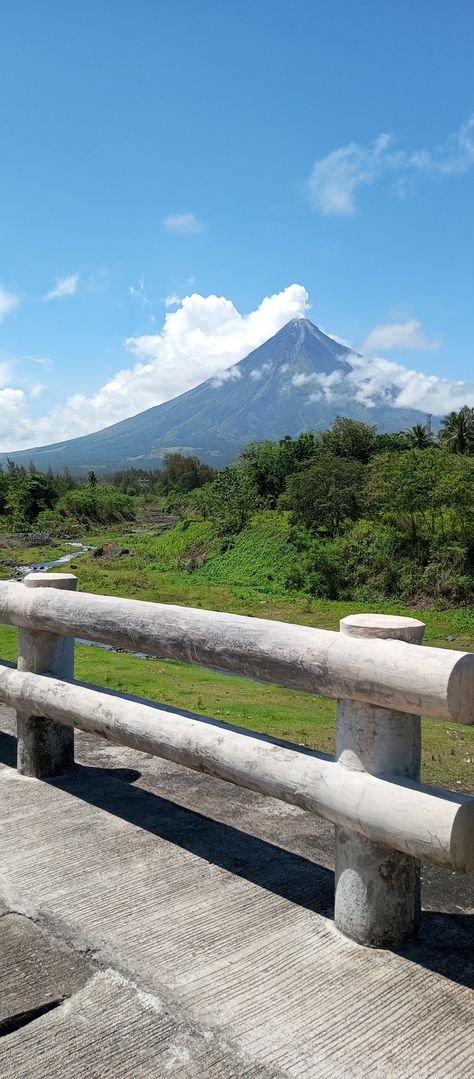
0 318 436 473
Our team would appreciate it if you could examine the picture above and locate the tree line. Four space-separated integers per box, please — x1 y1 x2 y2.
0 405 473 605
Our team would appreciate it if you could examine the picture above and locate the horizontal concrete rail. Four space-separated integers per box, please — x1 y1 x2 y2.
1 664 473 872
0 580 473 723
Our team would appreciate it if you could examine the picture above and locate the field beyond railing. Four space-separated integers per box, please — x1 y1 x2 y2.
0 571 472 949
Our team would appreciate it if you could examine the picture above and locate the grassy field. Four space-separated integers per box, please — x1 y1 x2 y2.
0 520 472 791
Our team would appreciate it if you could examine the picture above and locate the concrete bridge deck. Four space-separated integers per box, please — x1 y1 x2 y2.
0 704 472 1078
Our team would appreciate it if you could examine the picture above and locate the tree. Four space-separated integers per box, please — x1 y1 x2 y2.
7 472 58 527
161 453 215 493
365 448 445 544
373 432 410 454
321 417 377 463
88 470 98 488
404 424 433 449
283 453 363 536
239 441 288 506
439 406 474 455
433 453 474 542
206 466 258 534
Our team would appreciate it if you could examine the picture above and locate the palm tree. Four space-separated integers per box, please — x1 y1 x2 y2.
404 424 433 449
439 406 474 455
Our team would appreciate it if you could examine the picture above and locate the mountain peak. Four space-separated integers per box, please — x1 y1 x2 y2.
0 316 429 473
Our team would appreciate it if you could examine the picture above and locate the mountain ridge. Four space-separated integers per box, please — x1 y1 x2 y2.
0 318 435 473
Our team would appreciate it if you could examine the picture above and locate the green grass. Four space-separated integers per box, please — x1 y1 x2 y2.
0 540 74 579
0 521 473 792
197 511 297 592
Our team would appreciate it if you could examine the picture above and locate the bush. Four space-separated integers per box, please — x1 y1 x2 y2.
55 486 136 525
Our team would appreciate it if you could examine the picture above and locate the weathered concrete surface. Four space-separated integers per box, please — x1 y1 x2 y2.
0 912 92 1023
0 706 472 1077
1 968 274 1078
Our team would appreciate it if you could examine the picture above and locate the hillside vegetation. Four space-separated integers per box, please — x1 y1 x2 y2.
1 410 474 609
0 414 473 792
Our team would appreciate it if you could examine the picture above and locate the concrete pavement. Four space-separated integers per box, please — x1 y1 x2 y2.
0 705 472 1077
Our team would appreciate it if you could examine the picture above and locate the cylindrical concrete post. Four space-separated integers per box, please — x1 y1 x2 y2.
334 613 425 948
16 572 77 778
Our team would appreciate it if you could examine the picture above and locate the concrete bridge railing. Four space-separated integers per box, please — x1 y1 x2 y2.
0 571 472 950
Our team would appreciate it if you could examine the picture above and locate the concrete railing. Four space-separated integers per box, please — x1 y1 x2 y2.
0 571 472 950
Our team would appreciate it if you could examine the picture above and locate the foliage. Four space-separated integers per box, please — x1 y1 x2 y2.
439 406 474 455
404 424 434 449
0 409 473 607
55 485 136 525
6 472 58 529
319 416 377 463
204 466 259 534
283 452 364 535
239 432 318 505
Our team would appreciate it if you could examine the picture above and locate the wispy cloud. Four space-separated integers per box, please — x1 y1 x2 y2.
307 115 474 215
43 274 79 301
29 383 45 399
163 292 181 308
211 366 241 388
362 318 442 354
0 285 21 322
250 362 271 382
162 213 205 235
129 277 151 306
26 355 54 370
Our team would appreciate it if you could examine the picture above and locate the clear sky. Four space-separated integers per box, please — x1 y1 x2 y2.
1 0 473 449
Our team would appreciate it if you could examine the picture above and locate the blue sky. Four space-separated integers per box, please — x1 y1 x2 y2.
1 0 473 448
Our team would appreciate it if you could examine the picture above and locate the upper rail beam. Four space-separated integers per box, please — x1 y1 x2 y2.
0 582 473 724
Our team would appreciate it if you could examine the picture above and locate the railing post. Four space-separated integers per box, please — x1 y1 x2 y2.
334 613 425 947
16 572 77 778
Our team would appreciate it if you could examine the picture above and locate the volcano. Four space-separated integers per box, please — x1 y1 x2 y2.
1 318 432 473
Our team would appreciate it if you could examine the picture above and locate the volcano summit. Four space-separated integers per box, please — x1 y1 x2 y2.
1 318 433 472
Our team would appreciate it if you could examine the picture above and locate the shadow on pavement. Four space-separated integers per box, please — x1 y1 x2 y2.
0 725 472 991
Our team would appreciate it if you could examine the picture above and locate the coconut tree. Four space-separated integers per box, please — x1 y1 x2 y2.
404 424 433 449
439 406 474 455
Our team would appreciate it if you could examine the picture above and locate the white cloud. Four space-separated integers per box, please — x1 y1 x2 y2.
346 352 474 413
0 284 309 450
1 283 473 452
0 285 21 322
250 362 271 381
29 383 45 399
307 133 397 215
211 366 241 388
362 318 441 354
307 114 474 214
163 293 181 308
43 274 79 301
291 369 343 401
162 213 205 235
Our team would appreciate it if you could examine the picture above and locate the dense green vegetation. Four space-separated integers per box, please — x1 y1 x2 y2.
0 413 472 792
1 412 473 606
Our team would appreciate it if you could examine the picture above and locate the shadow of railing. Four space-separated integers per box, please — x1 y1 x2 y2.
0 724 472 991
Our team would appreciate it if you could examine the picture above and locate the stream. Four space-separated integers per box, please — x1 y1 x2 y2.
8 540 252 680
12 541 93 579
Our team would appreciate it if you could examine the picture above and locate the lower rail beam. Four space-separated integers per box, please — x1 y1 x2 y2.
1 664 472 873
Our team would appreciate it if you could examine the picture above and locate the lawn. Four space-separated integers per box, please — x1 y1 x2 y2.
0 524 472 792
